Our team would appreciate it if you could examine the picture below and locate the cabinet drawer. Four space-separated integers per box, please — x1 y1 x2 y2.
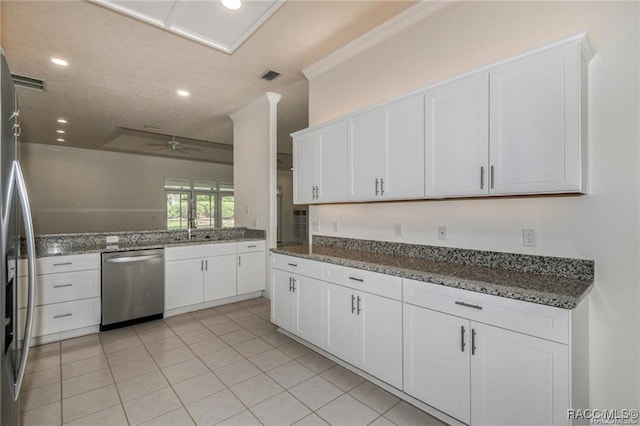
19 254 100 276
403 279 569 344
19 297 101 338
271 254 322 279
237 240 266 253
323 264 402 301
166 243 235 261
18 270 100 308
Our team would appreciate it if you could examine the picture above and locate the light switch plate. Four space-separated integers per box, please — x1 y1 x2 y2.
311 221 319 232
438 226 447 240
394 223 403 237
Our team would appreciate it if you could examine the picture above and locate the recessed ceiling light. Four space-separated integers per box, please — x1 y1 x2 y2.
57 118 67 124
221 0 241 10
177 90 190 97
56 138 65 142
56 130 65 134
50 57 68 66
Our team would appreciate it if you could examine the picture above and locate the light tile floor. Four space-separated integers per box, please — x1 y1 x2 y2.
20 297 446 426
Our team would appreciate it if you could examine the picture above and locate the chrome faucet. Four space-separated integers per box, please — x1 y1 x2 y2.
187 218 196 240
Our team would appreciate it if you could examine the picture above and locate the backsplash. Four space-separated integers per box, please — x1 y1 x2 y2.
312 235 594 281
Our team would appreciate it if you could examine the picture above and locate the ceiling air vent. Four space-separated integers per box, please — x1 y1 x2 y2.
11 74 46 91
260 70 281 81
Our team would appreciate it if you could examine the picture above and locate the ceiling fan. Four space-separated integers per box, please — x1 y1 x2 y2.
148 136 201 154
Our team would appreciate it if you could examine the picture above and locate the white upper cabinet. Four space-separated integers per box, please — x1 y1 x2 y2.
293 34 592 203
349 94 425 201
425 73 490 197
293 132 317 204
292 121 348 204
489 43 586 194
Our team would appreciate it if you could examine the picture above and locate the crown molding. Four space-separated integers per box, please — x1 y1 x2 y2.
302 1 452 80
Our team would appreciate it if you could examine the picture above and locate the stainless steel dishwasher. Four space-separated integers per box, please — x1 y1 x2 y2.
101 249 164 330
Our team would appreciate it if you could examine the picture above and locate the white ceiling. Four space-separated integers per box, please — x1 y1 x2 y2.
1 0 415 164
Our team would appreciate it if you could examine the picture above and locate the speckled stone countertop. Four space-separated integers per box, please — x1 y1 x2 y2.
272 236 594 309
31 228 266 258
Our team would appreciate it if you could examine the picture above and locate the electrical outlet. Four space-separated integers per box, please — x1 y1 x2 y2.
106 236 119 244
332 221 339 233
311 221 320 232
523 228 537 247
245 205 250 214
438 226 447 240
394 223 403 237
253 218 259 227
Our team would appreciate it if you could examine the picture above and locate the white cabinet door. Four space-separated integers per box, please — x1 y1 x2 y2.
294 275 325 348
470 322 569 426
203 254 237 302
348 108 383 201
293 132 317 204
165 258 203 310
237 251 266 294
489 44 582 194
381 94 425 199
325 283 358 365
403 304 471 424
271 269 296 331
359 292 403 389
318 121 349 202
425 73 489 197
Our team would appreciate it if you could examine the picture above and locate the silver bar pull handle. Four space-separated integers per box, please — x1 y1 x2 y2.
54 313 73 319
490 165 495 189
53 262 73 266
480 166 485 189
292 278 296 293
106 255 161 264
348 276 364 283
375 178 379 196
455 301 483 310
205 260 208 271
201 260 204 271
316 186 320 200
356 296 361 315
472 329 477 355
247 245 257 248
9 162 36 400
461 326 466 352
287 263 298 267
289 277 293 292
380 178 384 196
53 284 73 289
351 295 356 314
238 256 242 267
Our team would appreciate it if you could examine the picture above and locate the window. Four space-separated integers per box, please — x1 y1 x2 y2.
165 179 234 229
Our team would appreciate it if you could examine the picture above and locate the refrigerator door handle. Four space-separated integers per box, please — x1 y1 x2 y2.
10 161 36 400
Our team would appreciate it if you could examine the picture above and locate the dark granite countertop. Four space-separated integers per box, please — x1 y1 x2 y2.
31 228 266 258
272 239 593 310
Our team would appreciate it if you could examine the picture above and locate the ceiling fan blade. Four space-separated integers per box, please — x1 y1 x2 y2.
177 147 191 154
147 143 168 147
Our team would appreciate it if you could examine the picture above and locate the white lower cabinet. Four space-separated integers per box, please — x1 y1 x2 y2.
470 322 568 426
18 253 101 341
203 255 237 302
404 279 572 425
165 241 264 312
271 256 324 348
404 303 471 424
272 254 580 426
325 282 403 389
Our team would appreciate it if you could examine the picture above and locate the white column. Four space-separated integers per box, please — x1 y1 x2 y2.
229 92 281 251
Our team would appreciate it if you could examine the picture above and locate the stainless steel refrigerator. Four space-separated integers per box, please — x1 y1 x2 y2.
0 50 36 426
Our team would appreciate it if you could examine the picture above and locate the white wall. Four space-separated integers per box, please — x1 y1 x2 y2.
20 143 233 234
230 93 280 248
307 1 640 409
